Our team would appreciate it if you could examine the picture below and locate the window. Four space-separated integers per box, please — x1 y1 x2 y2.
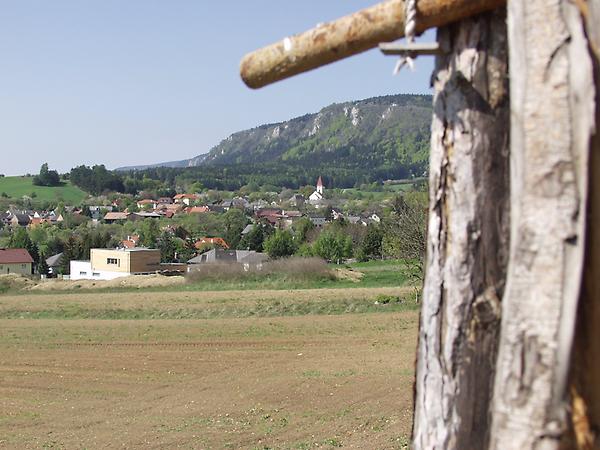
107 258 119 265
80 271 87 275
21 264 26 268
92 272 100 277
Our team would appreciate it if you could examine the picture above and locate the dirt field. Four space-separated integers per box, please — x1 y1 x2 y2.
0 291 417 449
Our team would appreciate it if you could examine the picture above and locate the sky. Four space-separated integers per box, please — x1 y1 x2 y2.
0 1 434 176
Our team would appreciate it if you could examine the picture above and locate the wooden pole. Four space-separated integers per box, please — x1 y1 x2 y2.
488 0 595 447
412 8 509 449
240 0 505 89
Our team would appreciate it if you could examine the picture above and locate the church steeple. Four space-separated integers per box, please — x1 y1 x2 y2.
316 176 324 195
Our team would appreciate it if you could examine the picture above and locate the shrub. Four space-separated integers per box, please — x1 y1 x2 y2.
185 257 334 284
263 229 296 258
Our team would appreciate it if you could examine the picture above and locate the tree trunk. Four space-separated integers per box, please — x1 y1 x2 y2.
411 8 509 449
568 2 600 448
489 0 596 448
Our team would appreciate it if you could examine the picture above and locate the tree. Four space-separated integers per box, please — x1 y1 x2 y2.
9 228 39 268
59 235 81 275
70 165 124 195
263 229 296 258
137 220 160 248
292 217 314 243
382 194 427 280
358 225 382 261
239 224 265 251
37 252 49 276
33 163 60 187
223 208 248 250
157 231 177 263
312 230 349 263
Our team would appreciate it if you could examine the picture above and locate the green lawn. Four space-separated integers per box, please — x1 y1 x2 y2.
0 176 87 204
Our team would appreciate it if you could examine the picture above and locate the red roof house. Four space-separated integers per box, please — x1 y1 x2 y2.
0 248 34 275
194 237 229 249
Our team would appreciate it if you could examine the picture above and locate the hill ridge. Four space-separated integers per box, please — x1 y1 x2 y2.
116 93 432 175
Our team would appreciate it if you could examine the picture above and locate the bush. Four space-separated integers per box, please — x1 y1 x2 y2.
185 257 334 284
263 229 296 258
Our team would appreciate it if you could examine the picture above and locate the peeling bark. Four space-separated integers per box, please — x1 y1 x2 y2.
411 9 509 449
489 0 595 448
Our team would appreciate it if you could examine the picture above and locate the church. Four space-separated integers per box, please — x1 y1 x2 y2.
308 176 325 206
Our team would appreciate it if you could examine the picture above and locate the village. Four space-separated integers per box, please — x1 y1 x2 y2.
0 176 422 282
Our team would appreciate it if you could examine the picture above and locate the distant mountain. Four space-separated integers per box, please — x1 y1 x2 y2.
117 94 432 176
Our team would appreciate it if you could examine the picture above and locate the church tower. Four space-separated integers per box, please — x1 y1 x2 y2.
316 176 324 195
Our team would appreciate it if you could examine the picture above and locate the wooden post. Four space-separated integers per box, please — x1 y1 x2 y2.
488 0 596 447
411 8 509 449
239 0 504 89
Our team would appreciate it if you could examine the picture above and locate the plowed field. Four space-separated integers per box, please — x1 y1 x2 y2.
0 289 417 449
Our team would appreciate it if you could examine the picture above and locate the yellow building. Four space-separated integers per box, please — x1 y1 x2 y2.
0 248 34 275
71 248 162 280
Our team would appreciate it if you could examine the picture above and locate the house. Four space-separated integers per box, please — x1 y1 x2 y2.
331 209 344 220
220 199 233 211
288 194 305 207
136 199 158 209
173 194 200 206
256 208 282 218
0 248 34 275
157 197 173 205
47 211 64 223
156 203 183 216
187 248 268 270
0 212 11 227
239 251 270 270
185 206 210 214
10 213 31 227
45 252 63 276
89 205 113 221
194 237 229 249
241 224 254 235
70 248 185 281
120 235 140 249
129 212 162 221
283 210 303 218
231 197 250 209
206 204 225 213
249 200 270 211
104 211 129 223
28 217 44 228
310 217 327 227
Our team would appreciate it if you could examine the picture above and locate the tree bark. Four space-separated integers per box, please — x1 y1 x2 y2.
411 8 509 449
489 0 595 448
568 2 600 448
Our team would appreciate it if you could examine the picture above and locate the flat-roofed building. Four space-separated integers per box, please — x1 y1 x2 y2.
71 248 163 280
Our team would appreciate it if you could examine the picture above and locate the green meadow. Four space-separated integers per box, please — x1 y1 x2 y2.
0 176 87 204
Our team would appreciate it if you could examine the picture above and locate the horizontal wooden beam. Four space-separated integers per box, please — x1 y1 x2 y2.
240 0 505 89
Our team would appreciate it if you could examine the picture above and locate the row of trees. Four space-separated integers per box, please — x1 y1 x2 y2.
65 160 426 198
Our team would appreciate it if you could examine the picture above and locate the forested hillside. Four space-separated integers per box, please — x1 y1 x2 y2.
116 94 432 191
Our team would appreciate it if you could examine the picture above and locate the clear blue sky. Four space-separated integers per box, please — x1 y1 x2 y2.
0 1 434 176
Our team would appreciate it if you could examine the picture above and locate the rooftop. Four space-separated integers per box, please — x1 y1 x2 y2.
0 248 34 264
